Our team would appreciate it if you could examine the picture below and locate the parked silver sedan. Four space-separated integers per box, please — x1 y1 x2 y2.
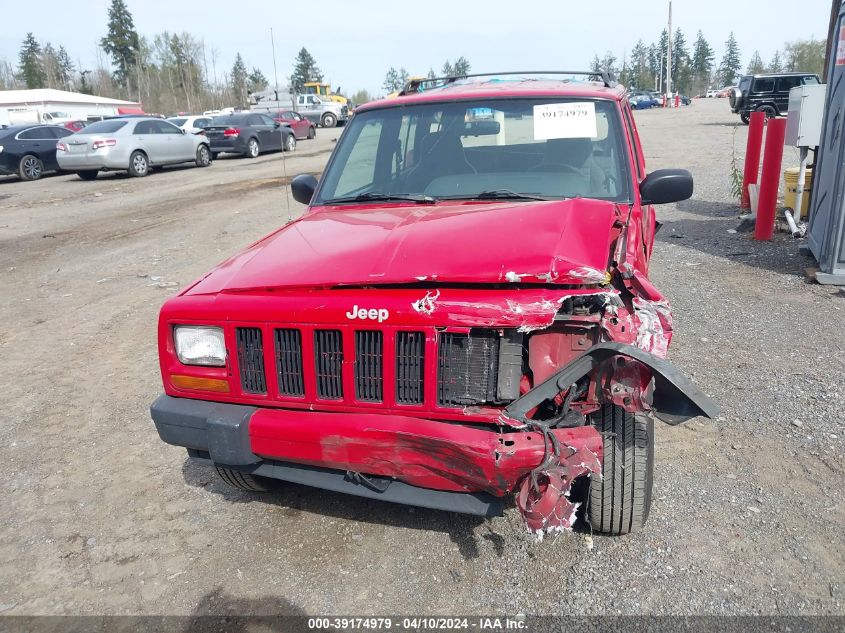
56 117 212 180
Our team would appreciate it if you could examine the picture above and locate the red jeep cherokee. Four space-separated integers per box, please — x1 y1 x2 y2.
151 72 717 536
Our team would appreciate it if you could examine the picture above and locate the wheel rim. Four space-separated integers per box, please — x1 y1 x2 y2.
287 136 295 151
199 146 210 165
133 154 147 174
23 157 41 179
324 115 334 127
249 140 258 156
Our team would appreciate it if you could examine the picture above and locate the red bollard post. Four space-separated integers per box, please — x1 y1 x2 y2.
674 94 680 108
741 111 766 209
754 117 787 241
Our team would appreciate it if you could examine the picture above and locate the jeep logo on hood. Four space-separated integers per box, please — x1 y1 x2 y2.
346 305 389 323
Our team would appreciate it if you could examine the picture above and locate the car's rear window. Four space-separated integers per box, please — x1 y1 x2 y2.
82 120 128 134
210 115 248 126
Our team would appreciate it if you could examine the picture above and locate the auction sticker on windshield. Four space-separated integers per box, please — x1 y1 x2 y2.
533 102 597 140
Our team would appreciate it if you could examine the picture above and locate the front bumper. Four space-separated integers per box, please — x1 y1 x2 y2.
150 394 603 517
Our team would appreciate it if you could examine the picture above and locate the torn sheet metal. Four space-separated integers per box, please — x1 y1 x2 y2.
411 289 440 315
632 297 673 358
516 443 601 536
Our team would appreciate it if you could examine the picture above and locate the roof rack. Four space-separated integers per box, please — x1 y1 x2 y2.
399 70 618 96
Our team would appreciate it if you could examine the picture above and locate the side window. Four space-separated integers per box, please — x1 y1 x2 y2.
803 76 820 85
261 115 276 126
54 128 73 138
156 121 182 134
195 118 209 129
134 121 154 134
330 119 383 198
248 115 263 126
753 78 775 93
776 76 801 92
18 127 53 140
621 105 643 179
307 96 318 105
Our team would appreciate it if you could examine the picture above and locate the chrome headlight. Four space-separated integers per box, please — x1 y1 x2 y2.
174 326 226 366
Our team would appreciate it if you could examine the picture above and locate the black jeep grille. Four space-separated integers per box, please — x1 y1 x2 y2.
395 331 425 405
236 327 267 394
354 331 383 402
437 330 499 407
275 328 304 397
314 329 343 399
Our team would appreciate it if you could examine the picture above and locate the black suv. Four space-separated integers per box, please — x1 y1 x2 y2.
730 72 821 124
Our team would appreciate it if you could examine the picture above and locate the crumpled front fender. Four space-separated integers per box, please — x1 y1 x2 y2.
504 342 719 425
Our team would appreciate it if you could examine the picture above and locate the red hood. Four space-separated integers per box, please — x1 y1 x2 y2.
185 199 620 295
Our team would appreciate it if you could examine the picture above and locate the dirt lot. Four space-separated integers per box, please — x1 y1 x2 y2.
1 100 843 617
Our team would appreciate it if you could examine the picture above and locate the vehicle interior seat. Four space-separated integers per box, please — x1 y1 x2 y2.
534 137 609 195
404 131 476 191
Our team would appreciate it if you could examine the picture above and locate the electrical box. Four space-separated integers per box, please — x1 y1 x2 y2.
785 84 826 147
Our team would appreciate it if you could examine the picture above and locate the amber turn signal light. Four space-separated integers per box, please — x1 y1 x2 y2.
171 375 230 393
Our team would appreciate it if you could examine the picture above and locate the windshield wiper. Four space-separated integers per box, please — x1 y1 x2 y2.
322 192 437 205
441 189 555 202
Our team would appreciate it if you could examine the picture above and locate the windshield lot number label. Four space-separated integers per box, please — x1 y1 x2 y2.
534 102 598 140
346 305 389 323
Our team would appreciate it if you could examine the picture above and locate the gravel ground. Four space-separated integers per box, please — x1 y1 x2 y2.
0 99 843 618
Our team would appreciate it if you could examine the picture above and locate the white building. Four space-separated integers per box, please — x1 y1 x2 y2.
0 89 144 126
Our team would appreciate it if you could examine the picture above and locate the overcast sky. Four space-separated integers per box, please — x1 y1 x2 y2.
1 0 834 94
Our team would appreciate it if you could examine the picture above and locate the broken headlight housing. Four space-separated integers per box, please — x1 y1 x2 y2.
174 326 226 366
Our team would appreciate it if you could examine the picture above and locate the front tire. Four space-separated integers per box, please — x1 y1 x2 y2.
307 126 316 139
195 144 211 167
284 134 296 152
215 466 278 492
588 405 654 535
128 150 149 177
19 154 43 181
321 113 337 128
245 138 260 158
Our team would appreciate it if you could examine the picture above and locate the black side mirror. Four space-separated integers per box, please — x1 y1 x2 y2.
639 169 693 205
291 174 318 205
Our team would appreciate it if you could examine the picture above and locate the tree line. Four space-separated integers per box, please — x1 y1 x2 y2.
1 0 330 114
591 29 827 95
382 57 472 93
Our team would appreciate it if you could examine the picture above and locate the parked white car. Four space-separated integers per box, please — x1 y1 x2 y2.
56 117 212 180
167 115 213 135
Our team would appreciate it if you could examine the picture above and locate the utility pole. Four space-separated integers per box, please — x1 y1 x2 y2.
666 0 673 105
270 27 280 99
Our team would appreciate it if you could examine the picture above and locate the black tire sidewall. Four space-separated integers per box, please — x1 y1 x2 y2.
196 144 211 167
286 134 296 151
322 114 336 128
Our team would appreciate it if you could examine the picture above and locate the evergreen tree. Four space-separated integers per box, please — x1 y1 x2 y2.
599 51 618 76
746 50 765 74
398 67 410 87
441 60 454 76
767 50 783 73
41 43 61 89
647 43 660 89
452 56 471 75
671 28 692 94
18 33 45 89
589 55 602 74
248 67 268 92
691 30 715 91
718 32 742 86
290 47 322 92
383 67 401 93
57 46 74 89
426 68 436 80
231 53 248 105
630 40 650 89
100 0 141 88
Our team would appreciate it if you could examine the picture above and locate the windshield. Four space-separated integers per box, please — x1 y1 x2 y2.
314 98 631 204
